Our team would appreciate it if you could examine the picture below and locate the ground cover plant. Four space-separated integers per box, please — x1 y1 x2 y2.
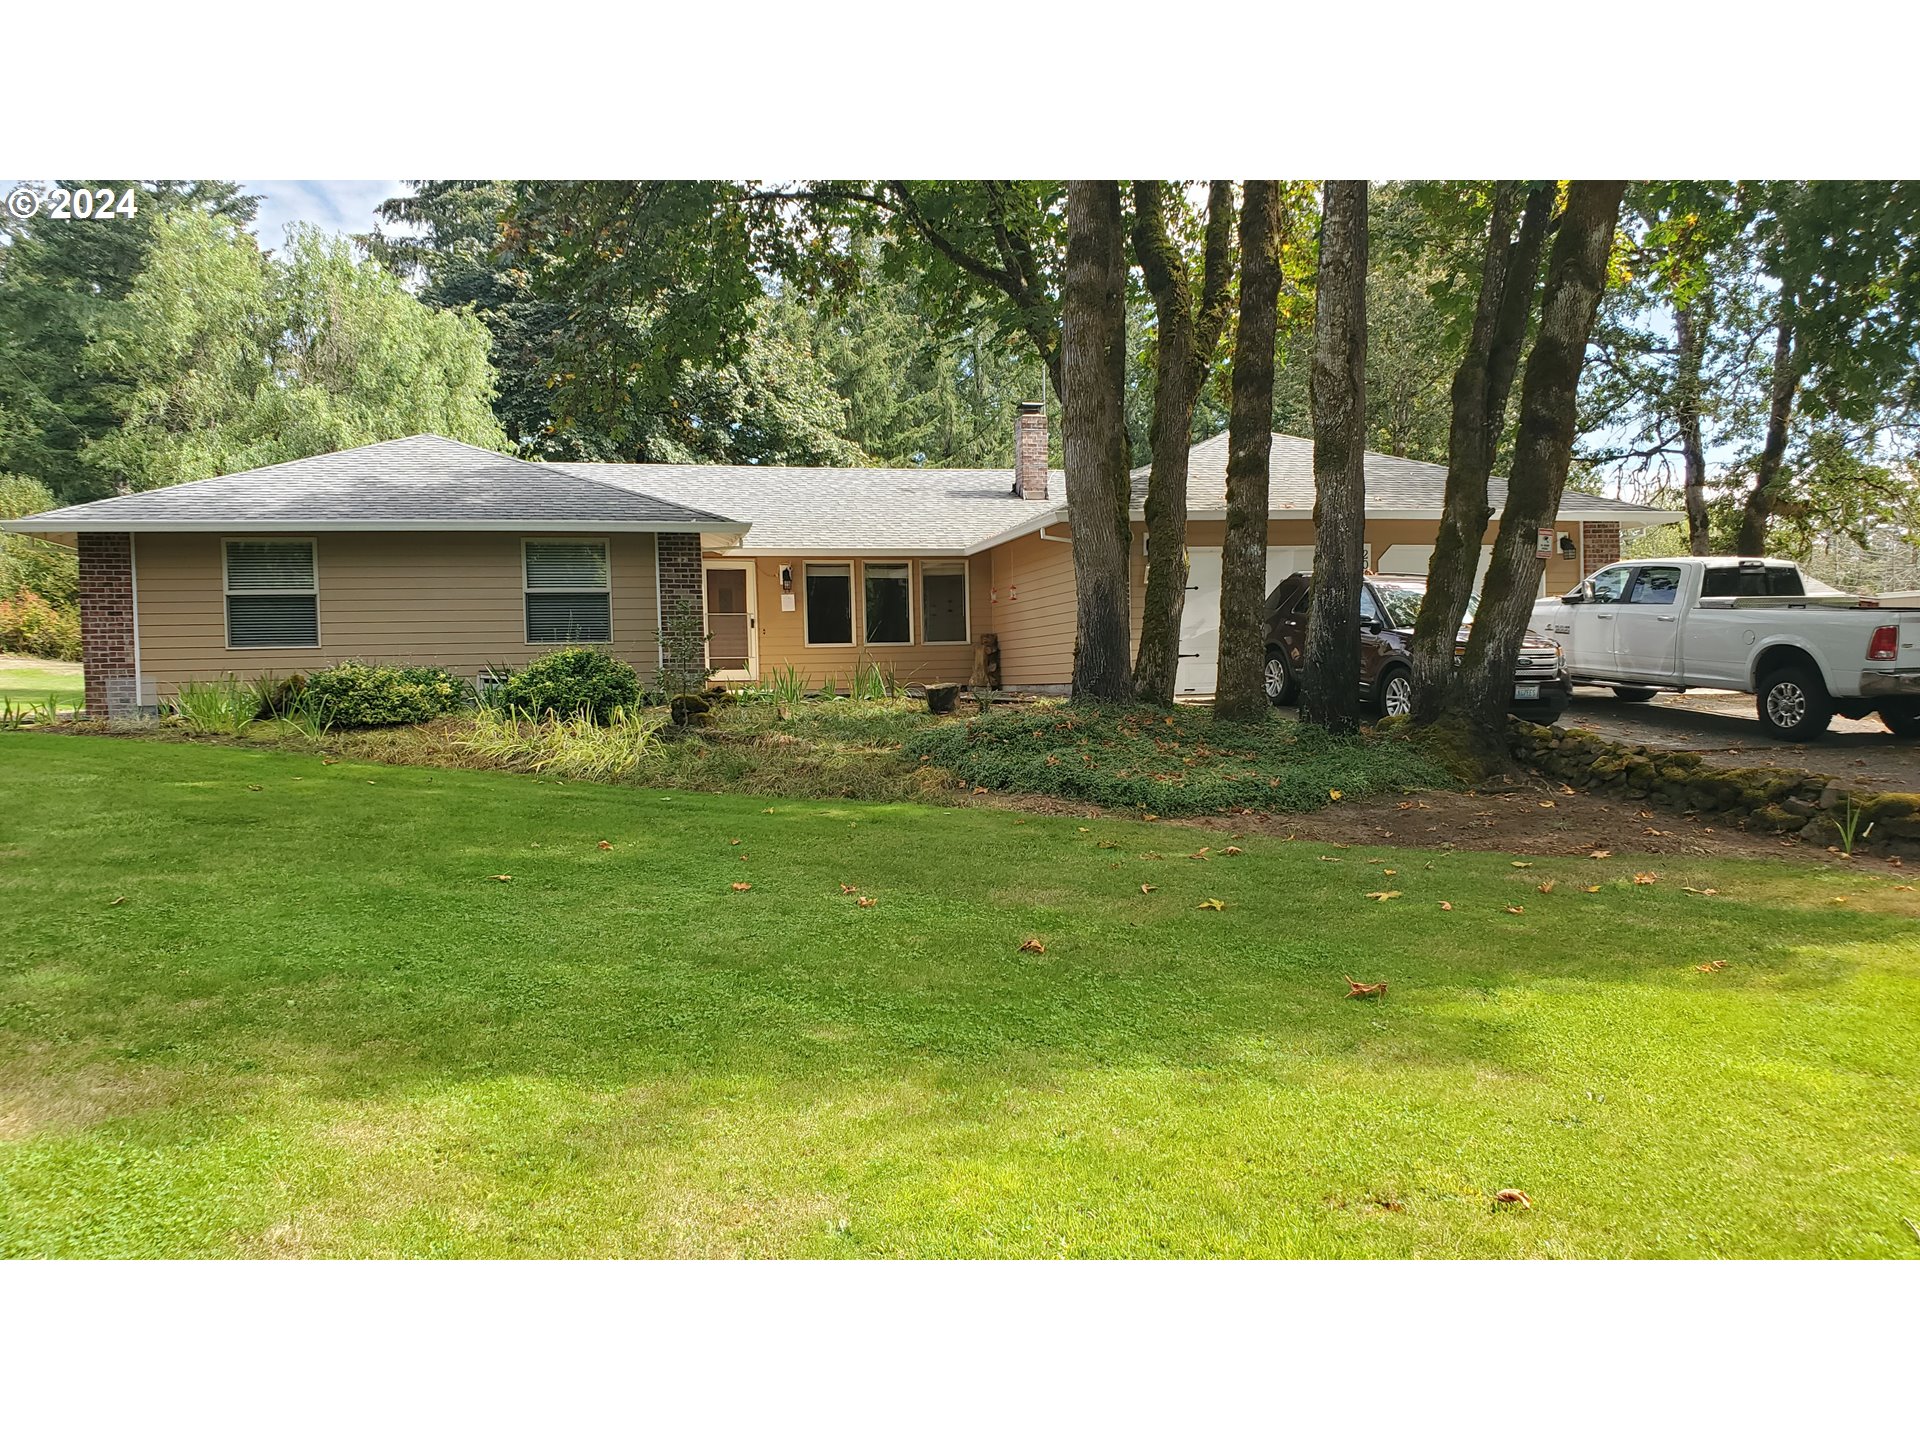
2 730 1916 1259
301 662 467 728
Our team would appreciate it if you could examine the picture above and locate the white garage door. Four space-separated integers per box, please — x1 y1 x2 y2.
1174 544 1371 696
1376 542 1497 592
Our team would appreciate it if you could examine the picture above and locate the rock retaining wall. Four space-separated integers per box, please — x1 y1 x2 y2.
1509 720 1920 856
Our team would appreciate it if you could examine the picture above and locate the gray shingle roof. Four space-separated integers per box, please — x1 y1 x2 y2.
2 435 744 534
1131 431 1680 521
559 461 1066 555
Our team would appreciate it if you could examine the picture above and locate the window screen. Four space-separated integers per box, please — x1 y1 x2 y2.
225 540 318 648
864 563 912 645
921 562 968 643
805 564 853 645
525 540 611 643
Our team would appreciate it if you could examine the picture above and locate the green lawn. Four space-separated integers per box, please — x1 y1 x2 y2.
0 654 82 713
2 731 1916 1258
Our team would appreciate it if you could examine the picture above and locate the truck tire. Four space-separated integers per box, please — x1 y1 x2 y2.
1879 705 1920 739
1757 662 1834 740
1611 686 1659 702
1264 648 1298 706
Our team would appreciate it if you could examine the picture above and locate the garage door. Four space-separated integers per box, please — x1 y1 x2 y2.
1174 544 1370 696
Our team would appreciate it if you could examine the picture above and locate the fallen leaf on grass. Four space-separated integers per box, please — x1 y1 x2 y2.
1188 847 1211 860
320 758 336 766
1504 905 1526 915
839 883 860 894
1438 901 1453 911
1830 896 1851 905
597 840 612 850
1493 1189 1532 1209
247 784 262 792
1588 849 1612 860
730 882 752 892
1539 800 1555 809
1328 789 1343 801
1018 938 1046 954
1140 883 1157 894
762 807 777 813
1345 975 1388 999
1364 891 1402 902
1381 868 1398 877
1141 813 1159 822
1223 846 1244 856
488 875 512 883
1316 856 1343 863
109 895 126 906
1197 898 1227 911
1536 881 1556 894
1511 861 1533 869
1583 885 1602 894
1697 959 1729 973
856 897 877 908
1633 873 1659 885
728 838 741 846
1681 886 1719 896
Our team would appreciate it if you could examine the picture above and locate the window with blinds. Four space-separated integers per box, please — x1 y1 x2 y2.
524 539 611 643
224 540 319 648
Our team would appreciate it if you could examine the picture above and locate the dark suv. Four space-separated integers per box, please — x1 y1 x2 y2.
1262 572 1571 722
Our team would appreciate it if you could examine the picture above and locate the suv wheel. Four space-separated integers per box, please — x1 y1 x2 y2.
1757 663 1834 740
1377 666 1414 719
1263 649 1297 706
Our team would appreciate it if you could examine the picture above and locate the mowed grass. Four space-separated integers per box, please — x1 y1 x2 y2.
2 731 1917 1258
0 655 82 712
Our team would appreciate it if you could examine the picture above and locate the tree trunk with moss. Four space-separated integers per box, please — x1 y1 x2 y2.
1131 181 1236 705
1736 300 1801 556
1409 181 1553 723
1674 298 1712 555
1443 180 1626 760
1298 181 1370 734
1061 180 1135 700
1214 181 1287 722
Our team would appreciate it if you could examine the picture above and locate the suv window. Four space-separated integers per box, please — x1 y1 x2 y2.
1626 565 1680 605
1359 588 1384 626
1588 566 1632 603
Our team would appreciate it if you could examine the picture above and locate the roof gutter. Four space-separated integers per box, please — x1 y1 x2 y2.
0 517 748 536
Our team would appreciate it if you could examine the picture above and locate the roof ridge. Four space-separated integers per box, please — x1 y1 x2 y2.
544 459 738 526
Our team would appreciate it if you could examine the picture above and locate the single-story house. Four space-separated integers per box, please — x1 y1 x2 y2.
3 407 1678 716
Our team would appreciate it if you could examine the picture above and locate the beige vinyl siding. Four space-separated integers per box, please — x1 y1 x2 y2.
134 531 660 697
738 554 993 688
988 528 1078 686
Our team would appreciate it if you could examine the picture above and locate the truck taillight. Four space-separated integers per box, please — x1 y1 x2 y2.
1867 625 1898 662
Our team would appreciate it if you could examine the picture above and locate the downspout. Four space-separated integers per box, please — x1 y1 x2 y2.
129 533 143 710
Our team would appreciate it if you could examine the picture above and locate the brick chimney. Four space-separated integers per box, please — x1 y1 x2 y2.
1013 401 1049 500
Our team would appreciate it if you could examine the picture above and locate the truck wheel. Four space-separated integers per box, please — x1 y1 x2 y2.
1264 649 1297 706
1757 663 1834 740
1611 686 1659 702
1879 705 1920 739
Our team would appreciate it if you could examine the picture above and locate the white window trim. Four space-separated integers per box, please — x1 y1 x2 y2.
802 561 858 649
917 559 971 646
862 560 916 648
522 536 614 646
222 537 320 651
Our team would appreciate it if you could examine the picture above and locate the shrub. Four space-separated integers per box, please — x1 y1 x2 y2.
656 599 711 699
0 474 78 609
171 677 256 735
302 661 467 728
0 588 81 661
917 704 1452 815
460 705 668 781
495 647 639 725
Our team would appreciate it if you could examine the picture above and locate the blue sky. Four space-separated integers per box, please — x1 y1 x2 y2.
241 179 405 248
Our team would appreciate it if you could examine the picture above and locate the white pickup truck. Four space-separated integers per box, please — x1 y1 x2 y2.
1530 556 1920 740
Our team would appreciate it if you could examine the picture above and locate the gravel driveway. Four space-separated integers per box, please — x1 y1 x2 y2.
1560 687 1920 793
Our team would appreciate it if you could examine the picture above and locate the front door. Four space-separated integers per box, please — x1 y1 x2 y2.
703 562 757 681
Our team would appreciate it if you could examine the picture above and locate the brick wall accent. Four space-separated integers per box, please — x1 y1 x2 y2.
78 532 139 718
656 532 706 663
1582 521 1621 576
1014 401 1050 500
